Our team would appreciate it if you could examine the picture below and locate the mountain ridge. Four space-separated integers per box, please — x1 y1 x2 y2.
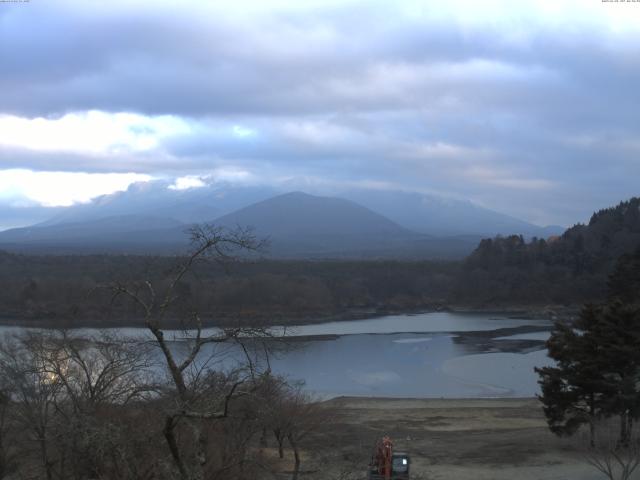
6 180 562 238
0 191 481 258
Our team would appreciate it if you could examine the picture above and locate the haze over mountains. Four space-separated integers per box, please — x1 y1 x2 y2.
211 192 480 258
39 182 278 228
343 190 563 238
0 181 564 258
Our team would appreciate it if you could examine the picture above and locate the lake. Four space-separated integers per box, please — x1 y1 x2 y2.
0 312 555 398
262 312 554 398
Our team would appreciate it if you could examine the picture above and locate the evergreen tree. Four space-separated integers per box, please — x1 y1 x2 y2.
594 301 640 446
537 250 640 445
608 247 640 305
536 304 612 444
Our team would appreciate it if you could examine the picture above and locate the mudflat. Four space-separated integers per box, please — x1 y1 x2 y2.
297 397 603 480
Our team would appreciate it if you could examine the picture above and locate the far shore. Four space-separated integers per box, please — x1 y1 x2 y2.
0 304 578 330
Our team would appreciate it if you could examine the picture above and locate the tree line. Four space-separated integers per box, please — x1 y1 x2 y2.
455 197 640 306
1 197 640 327
0 253 456 328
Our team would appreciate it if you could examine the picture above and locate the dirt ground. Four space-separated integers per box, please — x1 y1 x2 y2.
285 397 607 480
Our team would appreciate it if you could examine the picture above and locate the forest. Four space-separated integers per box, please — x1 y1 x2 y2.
457 197 640 305
0 197 639 328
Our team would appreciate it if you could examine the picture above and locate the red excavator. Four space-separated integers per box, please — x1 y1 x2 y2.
368 436 411 480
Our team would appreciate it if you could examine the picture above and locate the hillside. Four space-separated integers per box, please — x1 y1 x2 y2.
1 196 639 327
3 180 561 240
212 192 420 257
0 191 480 259
343 189 563 237
0 215 188 254
456 197 640 305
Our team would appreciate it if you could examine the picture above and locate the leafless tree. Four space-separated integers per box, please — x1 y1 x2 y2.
0 330 160 480
29 331 154 410
0 225 333 480
0 334 65 480
39 331 155 479
259 377 330 480
284 387 329 480
0 374 18 479
579 419 640 480
106 224 272 480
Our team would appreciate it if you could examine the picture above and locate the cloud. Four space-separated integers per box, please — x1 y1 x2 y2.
462 166 555 190
168 176 207 191
0 111 190 154
0 169 151 207
1 1 637 119
0 0 638 225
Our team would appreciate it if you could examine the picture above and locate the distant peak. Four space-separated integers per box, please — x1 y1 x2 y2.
279 191 316 198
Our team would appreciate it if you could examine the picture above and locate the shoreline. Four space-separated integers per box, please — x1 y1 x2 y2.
324 395 541 402
0 318 553 344
325 394 541 404
0 304 577 329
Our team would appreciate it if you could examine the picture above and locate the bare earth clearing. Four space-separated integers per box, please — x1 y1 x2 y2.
281 397 605 480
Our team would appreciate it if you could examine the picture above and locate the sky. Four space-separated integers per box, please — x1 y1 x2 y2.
1 0 639 227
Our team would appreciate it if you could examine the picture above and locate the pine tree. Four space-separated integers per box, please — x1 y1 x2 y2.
536 304 612 444
608 247 640 305
537 249 640 445
594 301 640 446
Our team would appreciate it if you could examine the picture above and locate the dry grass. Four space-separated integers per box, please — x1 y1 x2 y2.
286 397 607 480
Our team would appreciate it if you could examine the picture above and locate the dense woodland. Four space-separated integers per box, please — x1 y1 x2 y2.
0 197 639 327
456 197 640 306
0 255 457 327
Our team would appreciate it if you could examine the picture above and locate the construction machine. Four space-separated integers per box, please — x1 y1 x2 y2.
368 436 410 480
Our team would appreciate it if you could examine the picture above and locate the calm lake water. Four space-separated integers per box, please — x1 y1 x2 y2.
262 312 554 398
0 312 554 398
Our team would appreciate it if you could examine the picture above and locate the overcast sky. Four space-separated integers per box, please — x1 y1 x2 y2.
1 0 639 226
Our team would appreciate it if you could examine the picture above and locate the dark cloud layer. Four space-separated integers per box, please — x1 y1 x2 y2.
0 1 639 226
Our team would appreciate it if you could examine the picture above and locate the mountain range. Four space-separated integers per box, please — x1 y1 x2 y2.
0 182 564 258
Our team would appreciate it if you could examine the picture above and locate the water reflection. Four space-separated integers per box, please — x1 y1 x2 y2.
263 333 553 398
0 312 554 398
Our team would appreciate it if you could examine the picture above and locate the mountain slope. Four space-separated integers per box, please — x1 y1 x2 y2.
40 181 278 227
0 215 188 253
215 192 411 237
0 204 65 231
456 197 640 305
15 180 562 239
0 192 480 258
466 197 640 272
342 189 564 237
211 192 427 257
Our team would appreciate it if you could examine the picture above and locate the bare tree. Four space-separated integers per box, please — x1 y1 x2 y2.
260 377 329 480
0 225 333 480
579 419 640 480
38 331 155 479
284 387 329 480
0 330 159 480
0 378 17 479
260 374 291 459
0 334 65 480
106 225 271 480
30 331 153 410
